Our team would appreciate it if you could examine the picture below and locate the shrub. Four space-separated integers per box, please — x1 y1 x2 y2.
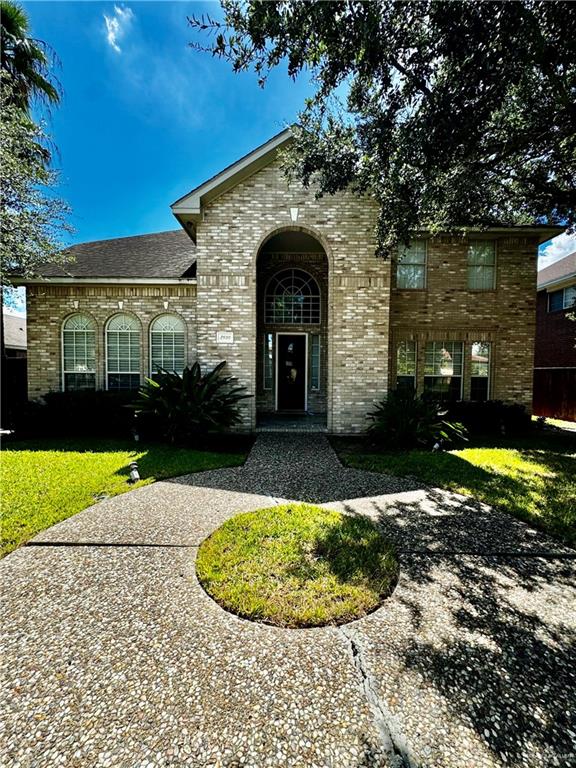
368 389 467 450
134 362 251 445
447 400 531 436
13 390 136 439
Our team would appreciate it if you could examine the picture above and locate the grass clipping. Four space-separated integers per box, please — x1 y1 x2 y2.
196 504 399 628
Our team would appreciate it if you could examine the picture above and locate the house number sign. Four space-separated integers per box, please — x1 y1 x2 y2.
216 331 234 344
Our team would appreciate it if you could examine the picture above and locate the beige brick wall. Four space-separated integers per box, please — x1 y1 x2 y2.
389 235 538 409
26 284 197 398
24 157 538 430
194 156 390 432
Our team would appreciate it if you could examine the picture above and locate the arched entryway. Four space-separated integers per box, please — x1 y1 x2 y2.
256 230 329 430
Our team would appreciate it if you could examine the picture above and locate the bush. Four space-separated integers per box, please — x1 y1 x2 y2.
447 400 531 436
368 389 467 450
13 390 136 439
134 362 251 445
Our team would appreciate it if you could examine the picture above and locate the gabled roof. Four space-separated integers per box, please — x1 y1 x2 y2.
171 128 293 238
3 311 27 350
537 251 576 291
35 230 196 281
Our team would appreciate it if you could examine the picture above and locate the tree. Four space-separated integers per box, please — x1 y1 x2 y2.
0 2 69 390
0 75 71 284
0 0 60 109
189 0 576 255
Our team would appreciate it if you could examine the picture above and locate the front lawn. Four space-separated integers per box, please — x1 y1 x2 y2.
197 504 398 627
0 438 248 557
333 433 576 547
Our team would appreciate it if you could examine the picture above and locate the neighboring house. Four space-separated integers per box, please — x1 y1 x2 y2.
1 310 28 420
533 252 576 421
3 310 27 358
20 129 561 433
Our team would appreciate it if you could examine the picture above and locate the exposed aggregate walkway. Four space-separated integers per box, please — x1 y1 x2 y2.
1 434 575 768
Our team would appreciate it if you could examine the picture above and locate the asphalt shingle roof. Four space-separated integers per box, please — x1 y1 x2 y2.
3 312 27 350
537 251 576 289
39 230 196 279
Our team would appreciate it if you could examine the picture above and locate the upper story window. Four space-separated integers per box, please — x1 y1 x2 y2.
468 241 496 290
106 313 141 391
265 269 320 325
397 240 427 289
150 314 186 375
424 341 463 401
396 341 416 391
548 285 576 312
62 313 96 391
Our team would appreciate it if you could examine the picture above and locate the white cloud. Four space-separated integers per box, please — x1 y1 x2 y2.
538 231 576 270
103 5 134 54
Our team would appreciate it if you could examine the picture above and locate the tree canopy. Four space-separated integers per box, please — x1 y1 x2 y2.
0 1 69 284
0 75 70 283
0 0 60 109
190 0 576 254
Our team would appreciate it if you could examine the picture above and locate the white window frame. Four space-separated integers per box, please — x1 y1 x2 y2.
470 341 491 401
548 285 576 312
467 240 496 291
310 333 321 391
275 332 308 412
105 313 141 391
263 332 274 390
264 269 321 325
396 240 427 290
149 314 186 376
61 313 97 391
396 340 417 389
424 341 464 400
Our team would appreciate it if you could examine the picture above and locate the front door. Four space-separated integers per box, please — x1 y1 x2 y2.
277 334 306 411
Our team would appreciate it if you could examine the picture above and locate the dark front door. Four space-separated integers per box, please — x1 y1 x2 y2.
277 334 306 411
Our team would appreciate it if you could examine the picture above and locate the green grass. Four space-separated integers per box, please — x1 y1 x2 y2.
334 433 576 546
196 504 399 628
0 438 247 557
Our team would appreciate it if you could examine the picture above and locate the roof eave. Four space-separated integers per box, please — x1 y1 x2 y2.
14 276 198 286
171 128 294 236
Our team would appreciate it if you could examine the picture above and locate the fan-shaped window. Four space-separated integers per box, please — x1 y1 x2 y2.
265 269 320 325
62 314 96 391
150 314 186 375
106 313 141 390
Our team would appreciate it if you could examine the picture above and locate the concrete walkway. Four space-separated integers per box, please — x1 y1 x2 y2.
1 435 575 768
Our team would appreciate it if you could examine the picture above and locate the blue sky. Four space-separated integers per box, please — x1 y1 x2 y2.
5 1 574 313
24 1 312 245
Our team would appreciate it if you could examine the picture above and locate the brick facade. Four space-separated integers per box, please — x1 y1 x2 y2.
389 235 539 409
26 284 197 399
25 155 541 431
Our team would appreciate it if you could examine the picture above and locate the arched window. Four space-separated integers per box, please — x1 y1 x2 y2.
150 314 186 375
265 269 321 324
62 314 96 391
106 313 141 390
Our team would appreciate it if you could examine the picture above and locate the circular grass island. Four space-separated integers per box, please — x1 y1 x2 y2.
196 504 399 628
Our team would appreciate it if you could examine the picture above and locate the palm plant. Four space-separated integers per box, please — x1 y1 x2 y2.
368 389 467 451
134 362 251 444
1 1 60 109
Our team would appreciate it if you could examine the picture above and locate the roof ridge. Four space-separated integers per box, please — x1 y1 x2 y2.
66 229 185 250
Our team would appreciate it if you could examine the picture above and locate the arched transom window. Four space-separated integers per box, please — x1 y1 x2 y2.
265 269 321 325
106 313 141 390
150 314 186 375
62 314 96 391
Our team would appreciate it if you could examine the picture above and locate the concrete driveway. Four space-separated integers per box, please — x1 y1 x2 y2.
2 435 575 768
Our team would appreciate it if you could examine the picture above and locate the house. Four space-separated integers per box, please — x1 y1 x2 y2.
1 310 28 419
21 129 562 433
533 251 576 421
3 310 27 359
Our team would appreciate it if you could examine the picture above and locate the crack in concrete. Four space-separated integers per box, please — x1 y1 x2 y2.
339 625 416 768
